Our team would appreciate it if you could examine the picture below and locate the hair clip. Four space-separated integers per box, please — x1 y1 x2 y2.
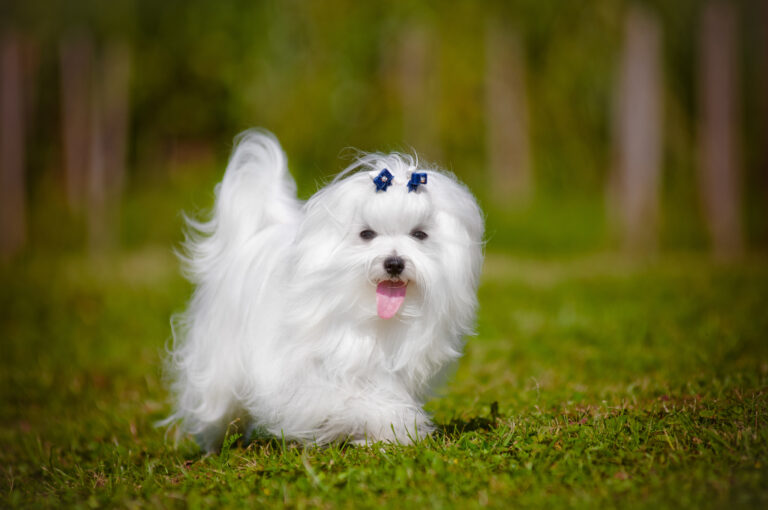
408 172 427 192
373 168 394 192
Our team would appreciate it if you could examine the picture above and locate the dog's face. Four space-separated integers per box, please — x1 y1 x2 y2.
291 155 484 327
356 179 437 319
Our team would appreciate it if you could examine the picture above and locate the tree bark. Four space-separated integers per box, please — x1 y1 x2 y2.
485 22 531 204
1 32 27 260
698 0 743 260
611 5 663 253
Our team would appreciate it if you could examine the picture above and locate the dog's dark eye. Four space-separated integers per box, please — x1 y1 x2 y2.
410 230 428 241
360 229 377 240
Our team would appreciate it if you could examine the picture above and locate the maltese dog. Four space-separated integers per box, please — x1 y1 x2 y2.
165 130 484 451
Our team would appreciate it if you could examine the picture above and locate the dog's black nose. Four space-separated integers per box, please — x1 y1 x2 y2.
383 256 405 277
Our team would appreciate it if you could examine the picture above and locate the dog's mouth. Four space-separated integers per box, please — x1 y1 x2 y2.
376 280 407 319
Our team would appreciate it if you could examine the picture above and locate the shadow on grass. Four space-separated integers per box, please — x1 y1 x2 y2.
186 402 504 458
434 401 501 439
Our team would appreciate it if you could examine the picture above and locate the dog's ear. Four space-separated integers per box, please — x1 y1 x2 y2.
428 173 485 319
428 173 484 246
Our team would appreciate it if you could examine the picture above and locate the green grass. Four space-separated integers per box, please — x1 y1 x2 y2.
2 248 767 509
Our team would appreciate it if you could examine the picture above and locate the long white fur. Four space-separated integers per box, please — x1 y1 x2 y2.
165 130 484 451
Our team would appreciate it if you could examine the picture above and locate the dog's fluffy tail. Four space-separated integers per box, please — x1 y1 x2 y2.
180 130 301 283
165 130 301 451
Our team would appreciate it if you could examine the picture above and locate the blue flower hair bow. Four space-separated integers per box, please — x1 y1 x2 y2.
408 172 427 192
373 169 394 192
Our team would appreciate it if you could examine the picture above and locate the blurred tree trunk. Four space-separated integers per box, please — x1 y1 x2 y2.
88 41 131 254
396 26 441 162
60 34 93 212
485 22 531 205
610 5 663 253
764 3 768 239
0 32 27 260
698 1 743 260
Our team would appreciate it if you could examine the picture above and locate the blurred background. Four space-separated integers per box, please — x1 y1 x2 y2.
3 5 768 502
1 0 766 261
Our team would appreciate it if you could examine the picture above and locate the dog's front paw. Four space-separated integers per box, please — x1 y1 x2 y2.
351 415 434 446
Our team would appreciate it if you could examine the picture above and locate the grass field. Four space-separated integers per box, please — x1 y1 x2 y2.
2 235 768 507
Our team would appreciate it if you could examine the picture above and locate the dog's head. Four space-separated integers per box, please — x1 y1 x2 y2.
292 153 484 330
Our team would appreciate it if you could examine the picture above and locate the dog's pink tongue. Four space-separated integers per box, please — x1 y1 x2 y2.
376 281 407 319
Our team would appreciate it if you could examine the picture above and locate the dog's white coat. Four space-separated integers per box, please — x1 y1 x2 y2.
165 131 484 451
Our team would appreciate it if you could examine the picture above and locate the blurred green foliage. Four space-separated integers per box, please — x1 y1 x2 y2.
3 0 766 255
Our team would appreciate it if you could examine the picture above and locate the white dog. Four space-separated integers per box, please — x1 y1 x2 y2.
165 130 484 451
